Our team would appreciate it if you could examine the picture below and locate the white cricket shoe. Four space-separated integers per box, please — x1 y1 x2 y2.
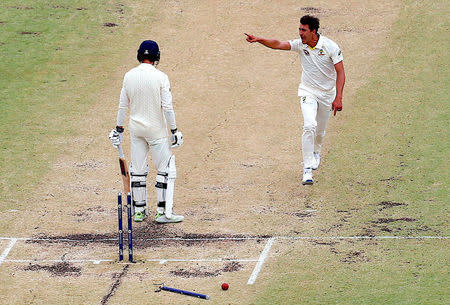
312 152 321 170
302 168 314 185
155 212 184 223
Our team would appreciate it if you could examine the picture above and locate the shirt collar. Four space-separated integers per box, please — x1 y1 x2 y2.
139 62 156 69
315 34 324 49
303 34 323 50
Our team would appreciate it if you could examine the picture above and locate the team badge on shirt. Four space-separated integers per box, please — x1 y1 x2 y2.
318 49 325 56
303 49 310 56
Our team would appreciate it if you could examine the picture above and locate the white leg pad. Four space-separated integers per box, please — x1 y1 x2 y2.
154 155 176 218
131 167 148 215
165 155 176 218
155 172 167 214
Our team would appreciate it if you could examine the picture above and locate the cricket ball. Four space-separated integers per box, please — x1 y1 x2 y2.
221 283 229 290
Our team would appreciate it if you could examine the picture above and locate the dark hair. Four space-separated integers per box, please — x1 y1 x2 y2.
300 15 320 32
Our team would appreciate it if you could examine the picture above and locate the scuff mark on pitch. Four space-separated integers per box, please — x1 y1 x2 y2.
377 201 407 211
29 225 272 249
23 262 81 277
103 22 118 27
301 7 324 14
371 217 417 224
101 265 129 305
341 250 369 264
170 261 243 278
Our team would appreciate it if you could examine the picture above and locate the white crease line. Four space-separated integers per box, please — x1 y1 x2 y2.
248 237 275 285
280 236 450 240
4 259 113 264
0 238 17 266
2 258 256 265
150 258 258 264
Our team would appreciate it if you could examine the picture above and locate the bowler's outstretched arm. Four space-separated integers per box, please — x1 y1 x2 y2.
245 33 291 50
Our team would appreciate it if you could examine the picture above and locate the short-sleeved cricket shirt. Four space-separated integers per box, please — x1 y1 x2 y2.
289 35 343 95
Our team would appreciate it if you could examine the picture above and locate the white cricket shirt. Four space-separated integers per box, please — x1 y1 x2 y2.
117 63 176 140
289 35 343 95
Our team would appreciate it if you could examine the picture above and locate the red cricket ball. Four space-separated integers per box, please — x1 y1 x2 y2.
221 283 229 290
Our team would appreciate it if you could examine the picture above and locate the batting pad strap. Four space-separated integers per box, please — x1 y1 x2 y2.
131 181 146 188
133 201 146 207
130 173 148 177
158 201 166 208
155 181 167 189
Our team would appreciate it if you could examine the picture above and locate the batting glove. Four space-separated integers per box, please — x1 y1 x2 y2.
171 129 183 148
109 128 123 148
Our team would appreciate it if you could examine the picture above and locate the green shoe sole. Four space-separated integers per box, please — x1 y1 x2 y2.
134 212 146 222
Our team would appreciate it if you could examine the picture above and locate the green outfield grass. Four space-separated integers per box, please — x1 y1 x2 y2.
0 0 133 209
254 0 449 303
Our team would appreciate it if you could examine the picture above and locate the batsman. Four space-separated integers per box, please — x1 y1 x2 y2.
109 40 184 223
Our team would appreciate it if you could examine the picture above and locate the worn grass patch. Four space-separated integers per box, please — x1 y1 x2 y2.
257 239 448 304
254 0 449 303
0 0 132 210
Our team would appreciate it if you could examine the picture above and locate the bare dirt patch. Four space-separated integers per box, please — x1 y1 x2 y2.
378 201 408 211
309 240 339 246
288 211 315 218
103 23 119 27
75 160 106 169
101 265 129 305
372 218 417 224
20 31 40 36
301 7 325 14
23 262 81 277
170 266 221 278
170 261 243 278
342 250 369 264
28 227 271 249
8 6 34 10
52 5 70 9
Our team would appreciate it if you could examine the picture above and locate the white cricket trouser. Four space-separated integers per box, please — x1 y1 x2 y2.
130 133 172 174
299 89 335 169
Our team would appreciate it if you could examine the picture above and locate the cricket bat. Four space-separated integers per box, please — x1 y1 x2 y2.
117 144 130 194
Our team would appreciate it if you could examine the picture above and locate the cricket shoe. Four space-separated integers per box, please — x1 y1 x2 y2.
155 212 184 223
312 152 321 170
302 168 314 185
134 211 146 222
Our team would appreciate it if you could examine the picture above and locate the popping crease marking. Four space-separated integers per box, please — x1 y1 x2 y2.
1 258 257 264
151 258 259 263
248 237 275 285
280 236 450 240
1 235 448 266
5 259 113 264
0 238 17 266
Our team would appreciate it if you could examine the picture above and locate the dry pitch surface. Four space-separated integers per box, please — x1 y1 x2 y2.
0 1 406 304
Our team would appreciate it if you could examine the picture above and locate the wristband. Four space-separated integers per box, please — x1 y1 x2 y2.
116 126 124 133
